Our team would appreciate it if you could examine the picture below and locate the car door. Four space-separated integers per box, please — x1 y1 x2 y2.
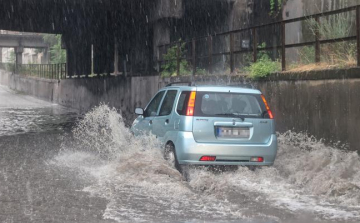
152 90 178 141
132 90 165 135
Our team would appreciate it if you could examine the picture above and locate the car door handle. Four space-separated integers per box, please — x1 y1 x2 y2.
165 119 169 124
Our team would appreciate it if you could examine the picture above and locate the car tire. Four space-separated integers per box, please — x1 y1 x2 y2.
164 143 190 180
164 143 181 171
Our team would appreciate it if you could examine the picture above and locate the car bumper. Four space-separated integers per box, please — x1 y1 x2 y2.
174 132 277 166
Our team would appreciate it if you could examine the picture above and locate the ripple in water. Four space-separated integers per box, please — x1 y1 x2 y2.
51 105 360 223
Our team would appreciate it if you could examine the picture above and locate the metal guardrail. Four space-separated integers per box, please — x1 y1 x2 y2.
157 5 360 75
0 63 67 79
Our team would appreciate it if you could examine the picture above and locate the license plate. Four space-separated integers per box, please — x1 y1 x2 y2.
216 127 250 138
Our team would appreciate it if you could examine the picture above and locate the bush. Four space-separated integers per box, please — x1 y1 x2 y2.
246 54 281 79
245 42 280 79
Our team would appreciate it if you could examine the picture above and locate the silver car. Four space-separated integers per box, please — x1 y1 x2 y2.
131 83 277 171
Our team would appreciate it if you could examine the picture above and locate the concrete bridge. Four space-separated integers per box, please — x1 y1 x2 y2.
0 33 50 64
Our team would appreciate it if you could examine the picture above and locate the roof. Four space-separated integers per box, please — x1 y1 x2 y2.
161 84 262 94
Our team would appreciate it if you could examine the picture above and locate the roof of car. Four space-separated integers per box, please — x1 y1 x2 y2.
161 84 262 94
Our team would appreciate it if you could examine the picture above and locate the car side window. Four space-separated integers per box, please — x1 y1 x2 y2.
176 91 191 115
159 90 177 116
144 91 165 117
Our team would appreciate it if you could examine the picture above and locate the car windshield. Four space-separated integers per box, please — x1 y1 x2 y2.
194 91 266 118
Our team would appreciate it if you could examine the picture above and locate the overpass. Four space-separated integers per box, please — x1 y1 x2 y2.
0 33 50 64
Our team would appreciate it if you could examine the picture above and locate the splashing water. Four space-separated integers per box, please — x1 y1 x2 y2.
52 105 360 222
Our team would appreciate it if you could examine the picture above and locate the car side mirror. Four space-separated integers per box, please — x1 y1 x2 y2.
135 108 144 115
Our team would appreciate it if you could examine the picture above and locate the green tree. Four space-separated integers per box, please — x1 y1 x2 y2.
43 34 66 64
7 50 15 63
161 40 190 77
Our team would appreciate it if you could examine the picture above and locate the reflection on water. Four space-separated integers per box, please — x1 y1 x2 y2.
0 107 78 136
0 85 78 136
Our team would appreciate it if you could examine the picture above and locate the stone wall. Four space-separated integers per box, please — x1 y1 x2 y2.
0 70 159 121
160 68 360 152
1 68 360 151
0 69 9 86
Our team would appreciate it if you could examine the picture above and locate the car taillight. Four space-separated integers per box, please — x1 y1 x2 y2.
186 91 197 116
261 94 274 119
200 156 216 161
250 157 264 162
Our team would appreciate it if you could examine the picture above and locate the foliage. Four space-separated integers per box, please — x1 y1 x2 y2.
269 0 283 16
196 68 207 75
298 46 315 65
245 43 280 79
43 34 67 64
308 12 354 40
256 42 268 59
299 12 356 66
246 55 281 79
7 50 15 63
161 40 190 77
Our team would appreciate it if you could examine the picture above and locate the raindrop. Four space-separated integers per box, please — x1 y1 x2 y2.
126 54 129 62
52 23 55 30
11 5 14 12
146 15 149 23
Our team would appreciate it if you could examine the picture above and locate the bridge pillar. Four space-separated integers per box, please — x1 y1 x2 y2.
15 47 23 64
153 20 170 70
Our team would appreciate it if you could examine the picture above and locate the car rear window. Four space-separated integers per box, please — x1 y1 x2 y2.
194 91 266 118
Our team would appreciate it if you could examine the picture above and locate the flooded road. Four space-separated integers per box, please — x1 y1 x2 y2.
0 85 114 223
1 85 360 223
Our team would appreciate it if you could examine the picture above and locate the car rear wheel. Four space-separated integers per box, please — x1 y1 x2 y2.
164 143 190 179
164 143 180 170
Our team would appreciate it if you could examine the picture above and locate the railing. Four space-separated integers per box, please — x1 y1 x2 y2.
157 5 360 75
0 63 67 79
0 63 15 73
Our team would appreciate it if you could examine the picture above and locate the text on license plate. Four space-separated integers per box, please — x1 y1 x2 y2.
216 127 250 138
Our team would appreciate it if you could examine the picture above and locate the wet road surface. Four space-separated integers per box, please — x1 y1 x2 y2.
0 85 360 223
0 85 115 223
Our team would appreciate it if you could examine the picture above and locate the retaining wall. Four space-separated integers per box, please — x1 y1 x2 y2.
1 68 360 151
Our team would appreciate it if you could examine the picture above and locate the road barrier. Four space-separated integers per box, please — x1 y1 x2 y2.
0 63 66 80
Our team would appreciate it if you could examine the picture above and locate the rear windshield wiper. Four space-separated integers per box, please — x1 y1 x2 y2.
214 113 245 121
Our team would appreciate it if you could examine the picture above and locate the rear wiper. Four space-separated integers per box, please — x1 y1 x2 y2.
215 113 245 121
